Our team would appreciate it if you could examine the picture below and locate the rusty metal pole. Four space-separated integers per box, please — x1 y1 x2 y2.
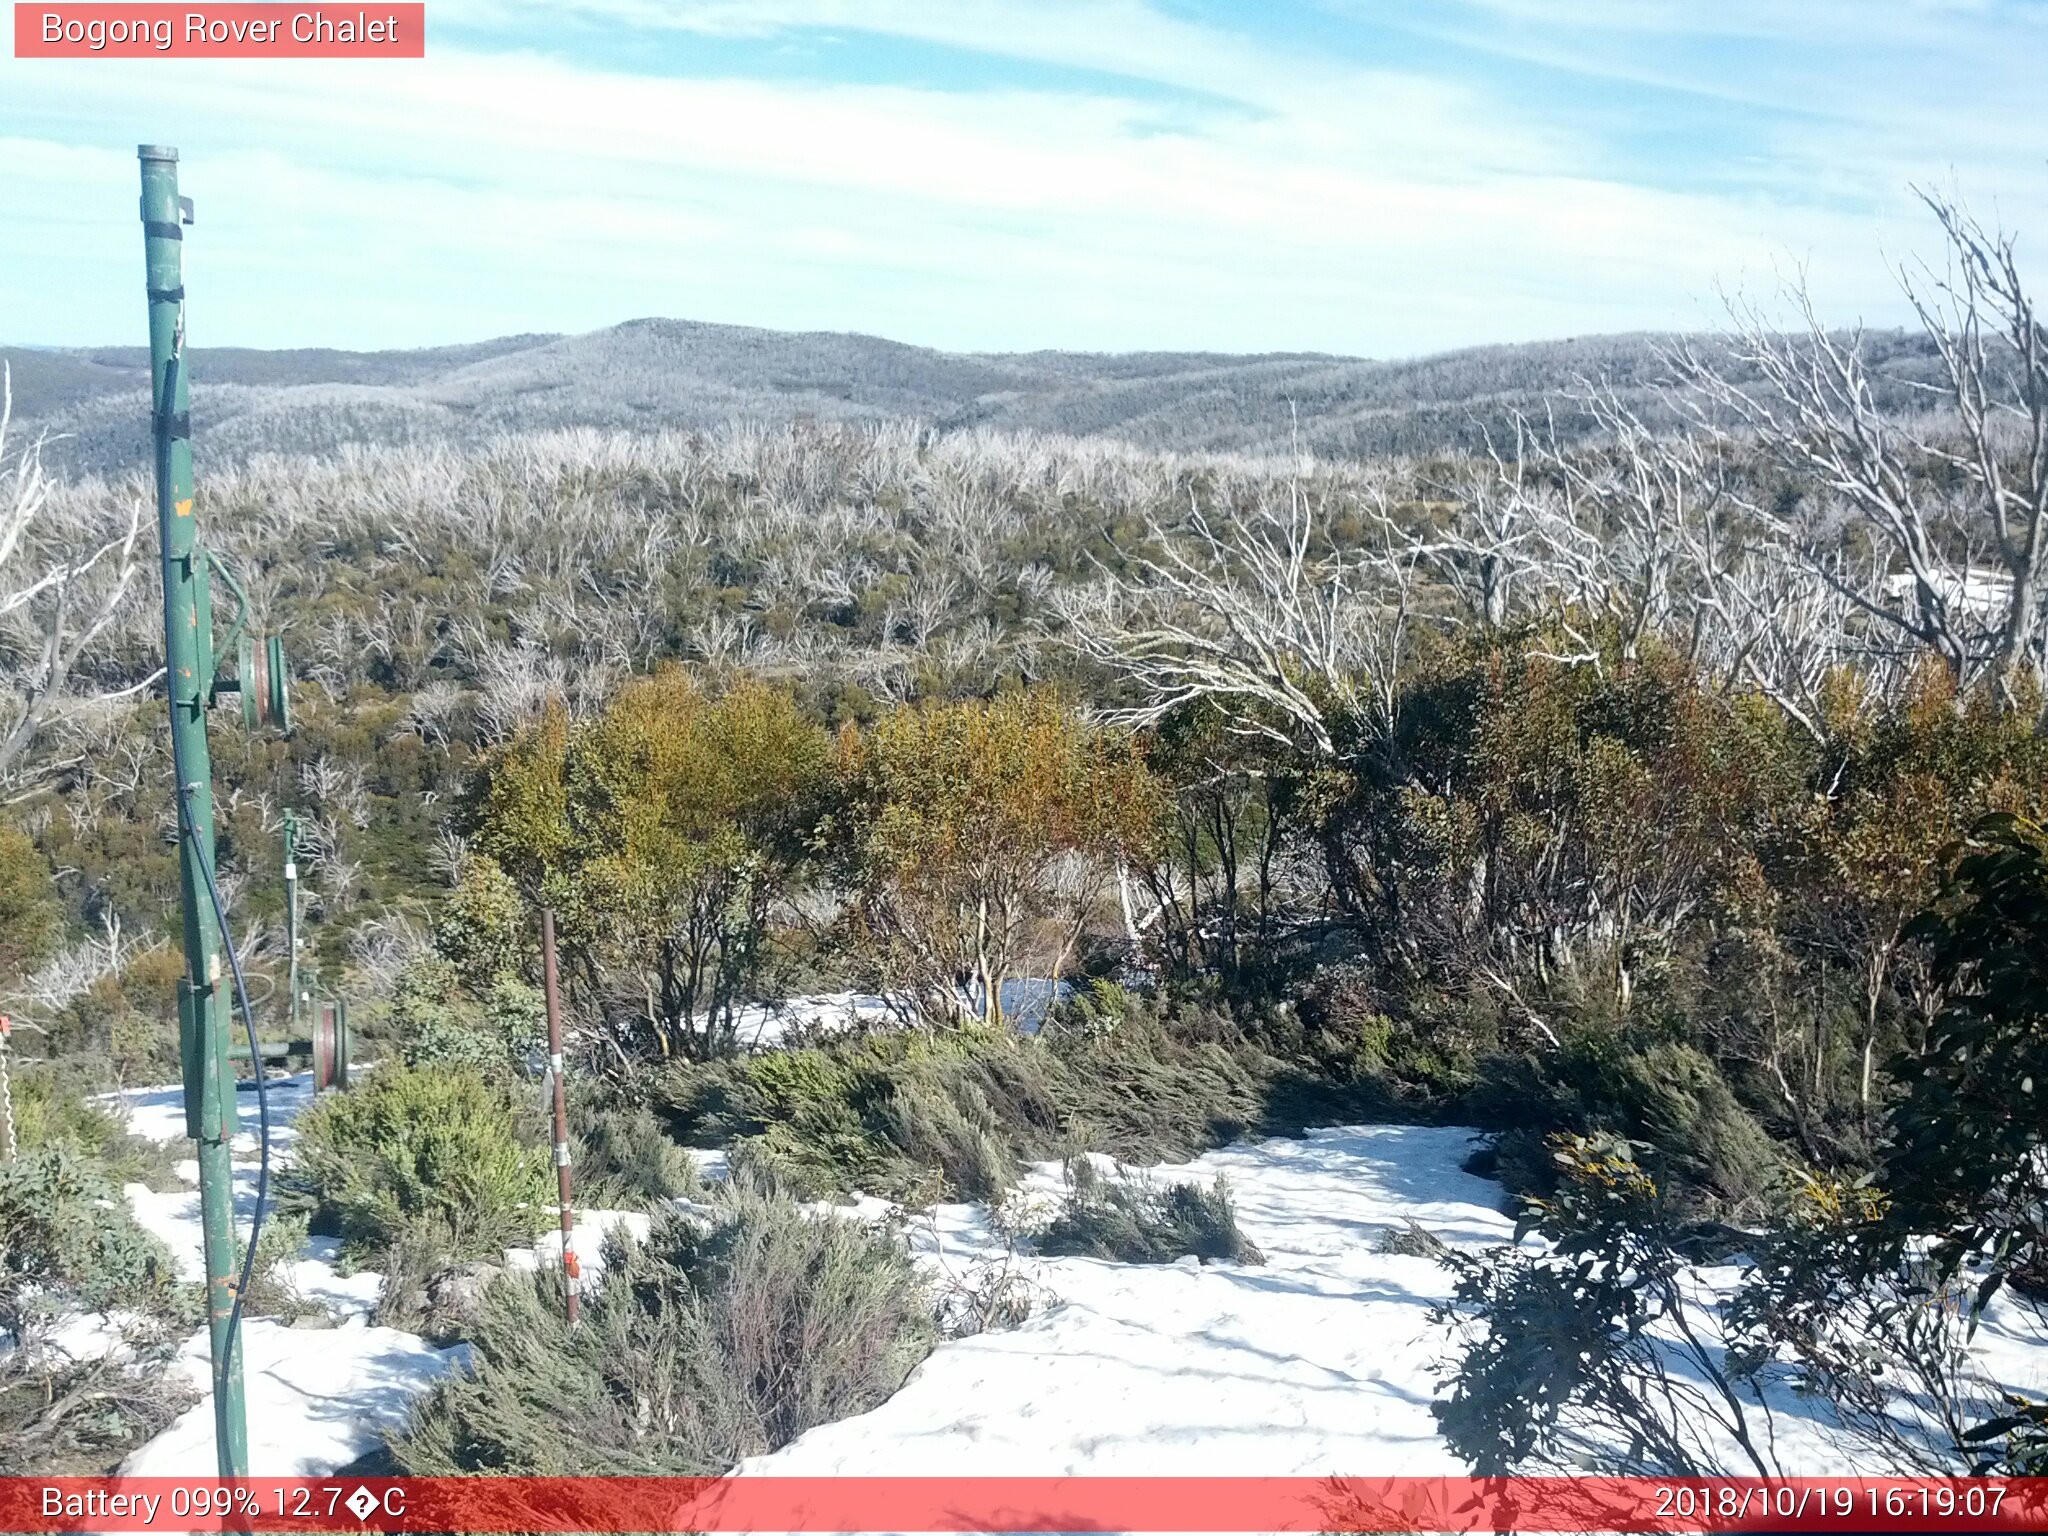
540 909 579 1323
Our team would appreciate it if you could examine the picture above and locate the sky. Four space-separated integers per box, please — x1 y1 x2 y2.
3 0 2047 355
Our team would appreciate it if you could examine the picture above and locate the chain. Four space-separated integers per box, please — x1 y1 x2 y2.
0 1014 16 1162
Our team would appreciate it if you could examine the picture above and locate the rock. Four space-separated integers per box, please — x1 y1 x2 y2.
424 1262 503 1325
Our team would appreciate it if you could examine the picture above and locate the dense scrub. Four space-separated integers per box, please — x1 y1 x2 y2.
286 1061 551 1263
655 989 1394 1203
0 1144 187 1337
386 1177 933 1475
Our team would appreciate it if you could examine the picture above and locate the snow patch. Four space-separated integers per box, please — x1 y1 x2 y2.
121 1319 467 1477
738 1125 1509 1478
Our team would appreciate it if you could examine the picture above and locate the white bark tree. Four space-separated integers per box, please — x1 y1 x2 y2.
1053 469 1416 759
1675 189 2048 699
0 367 150 784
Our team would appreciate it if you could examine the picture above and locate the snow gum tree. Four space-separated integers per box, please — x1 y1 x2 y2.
830 688 1161 1029
464 668 830 1061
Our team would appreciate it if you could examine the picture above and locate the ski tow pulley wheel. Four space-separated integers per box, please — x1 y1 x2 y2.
311 1000 349 1092
235 633 293 734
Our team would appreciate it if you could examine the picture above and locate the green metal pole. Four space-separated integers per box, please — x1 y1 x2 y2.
141 143 249 1479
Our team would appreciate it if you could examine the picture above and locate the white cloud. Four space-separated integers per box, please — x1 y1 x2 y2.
0 0 2040 352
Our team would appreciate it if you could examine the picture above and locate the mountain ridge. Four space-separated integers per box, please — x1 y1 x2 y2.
0 316 1940 475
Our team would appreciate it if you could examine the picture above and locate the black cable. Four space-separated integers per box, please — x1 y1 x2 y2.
154 327 272 1397
182 782 273 1392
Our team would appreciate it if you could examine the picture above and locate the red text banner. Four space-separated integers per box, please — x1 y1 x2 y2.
4 1476 2048 1533
14 4 424 57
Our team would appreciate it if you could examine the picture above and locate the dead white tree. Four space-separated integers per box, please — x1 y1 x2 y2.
1054 469 1411 758
1675 188 2048 699
1534 385 1887 737
1416 380 1921 740
0 367 151 782
1404 419 1551 631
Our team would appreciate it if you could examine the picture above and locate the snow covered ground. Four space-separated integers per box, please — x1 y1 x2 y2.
73 1071 647 1476
736 1130 2048 1482
90 1071 1543 1480
76 1072 466 1475
62 1070 2047 1485
729 982 1075 1048
729 993 898 1049
738 1126 1512 1478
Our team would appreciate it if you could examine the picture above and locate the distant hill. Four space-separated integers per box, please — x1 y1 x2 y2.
0 318 1945 476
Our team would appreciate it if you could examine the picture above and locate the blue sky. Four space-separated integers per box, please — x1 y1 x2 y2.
3 0 2046 354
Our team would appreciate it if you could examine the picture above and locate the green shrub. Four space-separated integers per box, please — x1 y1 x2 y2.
0 821 60 980
654 987 1404 1206
0 1144 189 1335
232 1212 321 1321
288 1061 550 1262
387 955 538 1078
11 1067 179 1188
660 1030 1031 1202
574 1097 703 1210
12 1070 124 1153
1037 1162 1264 1265
655 987 1393 1206
1604 1041 1782 1215
0 1076 195 1470
387 1175 933 1474
1466 1036 1782 1214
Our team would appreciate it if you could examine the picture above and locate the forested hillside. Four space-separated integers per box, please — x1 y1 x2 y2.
4 320 1948 474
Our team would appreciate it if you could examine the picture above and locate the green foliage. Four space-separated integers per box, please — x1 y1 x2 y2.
0 1144 188 1336
1886 813 2048 1298
1440 1124 2035 1477
1434 790 2048 1478
288 1061 550 1262
433 854 531 995
573 1096 704 1210
661 1031 1025 1202
658 989 1389 1204
386 954 538 1078
387 1177 933 1475
832 688 1161 1028
9 1066 177 1188
1137 705 1311 990
1468 1036 1782 1213
1037 1164 1264 1265
0 821 60 981
1330 638 1802 980
466 670 831 1059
